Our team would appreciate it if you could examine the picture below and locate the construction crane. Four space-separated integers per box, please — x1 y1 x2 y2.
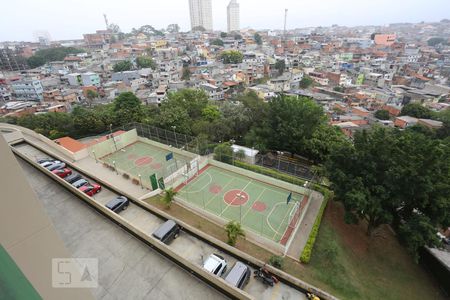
103 14 109 30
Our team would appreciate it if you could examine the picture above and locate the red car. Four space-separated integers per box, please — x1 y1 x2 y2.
52 168 72 178
79 184 101 196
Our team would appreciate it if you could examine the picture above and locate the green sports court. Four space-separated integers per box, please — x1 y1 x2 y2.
100 141 192 187
175 165 308 244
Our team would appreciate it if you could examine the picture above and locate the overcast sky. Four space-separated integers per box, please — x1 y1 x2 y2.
1 0 449 41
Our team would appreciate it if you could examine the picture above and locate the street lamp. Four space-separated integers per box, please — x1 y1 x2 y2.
171 126 178 148
138 174 143 189
113 160 118 174
277 151 284 170
110 124 118 151
236 193 246 223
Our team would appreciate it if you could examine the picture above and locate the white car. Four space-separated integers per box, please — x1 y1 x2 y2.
203 254 227 276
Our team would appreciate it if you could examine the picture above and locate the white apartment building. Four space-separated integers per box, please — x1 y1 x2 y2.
227 0 240 32
10 80 43 101
189 0 213 31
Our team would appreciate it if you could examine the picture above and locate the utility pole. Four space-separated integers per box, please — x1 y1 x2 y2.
283 9 288 49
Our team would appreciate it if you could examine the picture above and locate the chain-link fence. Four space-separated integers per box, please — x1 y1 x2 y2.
255 153 315 181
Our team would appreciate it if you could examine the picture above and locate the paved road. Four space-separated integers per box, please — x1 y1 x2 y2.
17 158 228 300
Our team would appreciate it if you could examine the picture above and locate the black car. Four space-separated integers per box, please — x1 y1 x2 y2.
47 162 66 171
105 196 129 213
65 173 82 184
37 158 54 164
152 220 181 244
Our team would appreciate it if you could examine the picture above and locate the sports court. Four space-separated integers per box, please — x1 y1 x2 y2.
176 165 306 244
100 141 192 187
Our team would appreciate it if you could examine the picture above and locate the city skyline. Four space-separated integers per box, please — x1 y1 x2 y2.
0 0 449 41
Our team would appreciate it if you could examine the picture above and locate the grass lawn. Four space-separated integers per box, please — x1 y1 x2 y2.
144 196 445 300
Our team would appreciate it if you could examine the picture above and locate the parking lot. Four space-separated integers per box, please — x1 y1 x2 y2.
17 158 228 300
14 142 307 300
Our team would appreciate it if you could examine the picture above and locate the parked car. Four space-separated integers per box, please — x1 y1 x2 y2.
203 254 227 276
105 196 129 213
65 173 82 184
224 261 251 289
47 162 66 171
37 158 54 164
79 184 101 196
72 178 88 188
39 160 59 168
52 168 72 178
152 220 181 244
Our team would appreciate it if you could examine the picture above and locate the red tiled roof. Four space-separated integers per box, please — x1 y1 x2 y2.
55 137 87 153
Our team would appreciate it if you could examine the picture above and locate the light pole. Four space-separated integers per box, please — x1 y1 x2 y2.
110 124 118 151
113 160 118 175
171 126 178 148
236 193 245 224
277 151 284 170
138 174 143 189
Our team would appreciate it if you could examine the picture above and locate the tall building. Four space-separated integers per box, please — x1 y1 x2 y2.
227 0 240 32
189 0 213 31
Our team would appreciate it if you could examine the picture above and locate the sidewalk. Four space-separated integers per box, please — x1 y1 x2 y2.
286 191 323 260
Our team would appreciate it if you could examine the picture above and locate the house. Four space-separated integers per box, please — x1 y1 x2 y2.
394 116 418 128
200 83 224 101
417 119 443 130
10 79 43 101
351 107 370 117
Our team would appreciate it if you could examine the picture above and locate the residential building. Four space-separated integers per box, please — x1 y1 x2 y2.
10 79 43 101
67 73 100 87
373 34 396 46
394 116 418 128
189 0 213 31
227 0 240 32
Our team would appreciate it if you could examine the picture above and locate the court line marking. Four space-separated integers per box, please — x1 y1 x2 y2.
266 203 283 236
272 201 297 240
178 171 213 194
207 177 237 208
220 179 253 217
241 188 267 223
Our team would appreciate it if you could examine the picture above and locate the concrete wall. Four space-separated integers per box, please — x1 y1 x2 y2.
0 135 94 300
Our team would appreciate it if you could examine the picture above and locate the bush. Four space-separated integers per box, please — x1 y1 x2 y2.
122 173 130 179
300 192 331 263
132 178 139 185
268 255 284 269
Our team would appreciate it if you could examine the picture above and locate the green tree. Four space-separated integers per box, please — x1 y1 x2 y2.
112 92 144 125
267 95 326 156
27 47 84 68
333 86 345 93
427 37 447 46
274 59 286 76
234 33 242 40
210 38 224 46
304 124 348 163
326 127 398 235
220 32 228 38
400 103 433 119
71 106 105 137
166 24 180 33
220 50 243 64
113 60 132 72
254 33 262 45
85 90 98 106
224 220 245 246
136 56 156 69
181 66 191 81
299 76 314 89
214 142 233 163
161 188 177 208
374 109 390 120
192 26 206 32
201 105 221 122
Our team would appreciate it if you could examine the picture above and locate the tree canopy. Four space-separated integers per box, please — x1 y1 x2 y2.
400 103 433 119
27 47 84 68
136 56 156 69
374 109 390 120
300 76 314 89
113 60 132 72
220 50 243 64
210 38 224 47
274 59 286 76
254 33 262 45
